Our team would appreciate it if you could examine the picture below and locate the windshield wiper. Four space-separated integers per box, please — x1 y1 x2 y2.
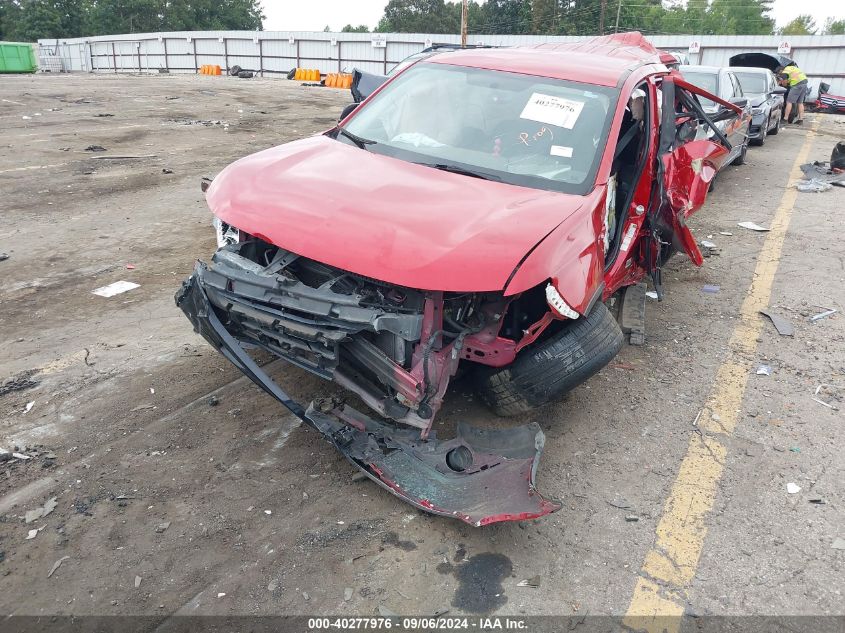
417 162 501 181
336 126 376 150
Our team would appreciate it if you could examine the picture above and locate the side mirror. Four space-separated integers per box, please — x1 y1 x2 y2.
339 103 357 122
772 86 787 95
730 97 748 108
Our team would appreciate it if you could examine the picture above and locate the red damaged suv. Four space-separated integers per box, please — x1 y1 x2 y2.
178 33 740 526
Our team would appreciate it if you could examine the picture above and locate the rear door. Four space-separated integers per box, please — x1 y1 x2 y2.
650 75 741 268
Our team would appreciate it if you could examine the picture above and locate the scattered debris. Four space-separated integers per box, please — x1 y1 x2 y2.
608 498 631 510
84 145 107 152
207 395 219 407
25 497 57 524
756 365 772 376
759 309 795 336
795 178 832 193
135 575 142 588
24 401 35 413
517 576 541 588
217 592 226 598
26 529 38 540
812 397 837 410
92 281 140 297
94 113 114 117
699 239 719 257
645 291 658 299
737 221 770 232
0 253 8 262
702 285 720 294
832 538 845 550
155 522 170 533
90 154 156 160
789 447 801 453
162 168 173 174
625 515 640 522
12 452 32 460
809 308 837 322
264 510 272 515
808 498 825 505
786 483 801 494
47 556 70 578
130 403 155 412
267 579 279 592
377 605 398 617
718 231 733 236
351 471 368 482
126 264 136 270
344 587 354 601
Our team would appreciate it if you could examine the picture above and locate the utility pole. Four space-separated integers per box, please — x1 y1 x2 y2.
599 0 607 34
614 0 622 33
461 0 468 48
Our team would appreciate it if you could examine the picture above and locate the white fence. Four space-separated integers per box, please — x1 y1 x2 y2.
38 31 845 95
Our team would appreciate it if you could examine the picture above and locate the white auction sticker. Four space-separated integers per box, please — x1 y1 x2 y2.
550 145 573 158
520 93 584 129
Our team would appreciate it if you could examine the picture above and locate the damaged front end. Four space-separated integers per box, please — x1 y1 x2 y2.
176 237 560 526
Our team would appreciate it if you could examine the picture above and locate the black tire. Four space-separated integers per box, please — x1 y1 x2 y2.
474 302 624 417
229 65 241 77
238 70 254 79
769 114 781 135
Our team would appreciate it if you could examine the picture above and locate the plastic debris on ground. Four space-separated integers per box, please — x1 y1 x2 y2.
24 401 34 413
702 285 720 294
84 145 107 152
92 281 140 297
832 538 845 550
795 179 833 193
756 365 772 376
759 309 795 336
809 308 837 322
786 483 801 494
517 576 542 587
47 556 70 578
0 253 8 262
737 221 770 232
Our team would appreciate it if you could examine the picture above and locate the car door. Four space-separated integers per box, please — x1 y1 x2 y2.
725 73 747 149
648 75 740 273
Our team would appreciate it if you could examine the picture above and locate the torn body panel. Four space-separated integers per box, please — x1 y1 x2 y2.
176 271 561 526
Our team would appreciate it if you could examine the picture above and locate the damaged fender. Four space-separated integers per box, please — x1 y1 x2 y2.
176 267 561 526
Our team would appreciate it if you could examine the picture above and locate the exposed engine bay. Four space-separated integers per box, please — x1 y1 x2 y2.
195 230 557 438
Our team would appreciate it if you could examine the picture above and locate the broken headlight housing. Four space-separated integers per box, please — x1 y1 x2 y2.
212 216 240 248
545 283 579 320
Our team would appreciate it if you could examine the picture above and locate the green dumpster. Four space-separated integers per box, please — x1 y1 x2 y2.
0 42 37 73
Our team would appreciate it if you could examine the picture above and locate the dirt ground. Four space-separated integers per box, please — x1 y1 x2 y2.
1 74 843 621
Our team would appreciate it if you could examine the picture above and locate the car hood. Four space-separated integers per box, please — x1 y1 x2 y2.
748 94 767 107
207 135 586 292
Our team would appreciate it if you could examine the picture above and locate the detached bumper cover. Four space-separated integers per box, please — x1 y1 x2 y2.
176 265 561 526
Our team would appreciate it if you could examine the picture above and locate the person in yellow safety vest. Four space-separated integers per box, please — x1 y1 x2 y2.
777 63 808 125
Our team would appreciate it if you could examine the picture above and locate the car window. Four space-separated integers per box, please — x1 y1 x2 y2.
680 71 719 110
341 62 618 195
734 72 768 95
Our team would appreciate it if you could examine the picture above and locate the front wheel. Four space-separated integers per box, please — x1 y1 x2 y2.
474 302 624 417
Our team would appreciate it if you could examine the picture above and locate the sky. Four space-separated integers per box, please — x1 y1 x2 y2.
261 0 842 33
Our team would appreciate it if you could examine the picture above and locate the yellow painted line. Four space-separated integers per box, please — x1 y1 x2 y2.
623 120 819 633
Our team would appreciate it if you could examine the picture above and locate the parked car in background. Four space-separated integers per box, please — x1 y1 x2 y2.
729 52 808 122
730 67 785 145
179 33 741 526
678 65 752 165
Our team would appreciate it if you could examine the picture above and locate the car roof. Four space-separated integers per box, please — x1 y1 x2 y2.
730 66 772 75
427 32 669 87
679 64 727 75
